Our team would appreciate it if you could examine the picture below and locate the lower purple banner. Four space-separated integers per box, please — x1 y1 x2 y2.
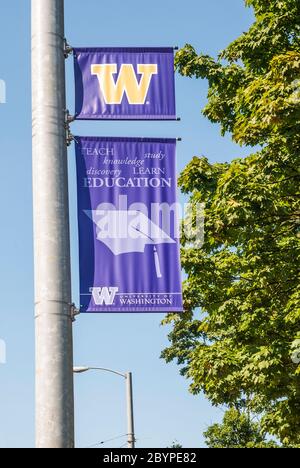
75 137 183 313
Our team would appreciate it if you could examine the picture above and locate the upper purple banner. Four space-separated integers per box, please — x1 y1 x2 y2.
73 48 176 120
75 137 183 313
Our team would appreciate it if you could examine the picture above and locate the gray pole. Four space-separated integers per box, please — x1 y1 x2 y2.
126 372 135 449
32 0 74 448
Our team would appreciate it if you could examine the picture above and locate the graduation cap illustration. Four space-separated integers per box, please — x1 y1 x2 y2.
85 209 176 279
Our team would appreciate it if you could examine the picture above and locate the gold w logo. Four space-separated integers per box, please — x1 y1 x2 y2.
91 64 158 105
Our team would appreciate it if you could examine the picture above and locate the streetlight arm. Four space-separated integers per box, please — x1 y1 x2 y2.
90 367 127 379
73 366 126 379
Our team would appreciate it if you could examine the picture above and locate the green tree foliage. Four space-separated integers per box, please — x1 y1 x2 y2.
204 407 279 449
162 0 300 446
167 440 183 448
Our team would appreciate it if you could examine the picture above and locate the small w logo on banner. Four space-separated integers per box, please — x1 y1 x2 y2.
91 64 158 105
91 287 119 306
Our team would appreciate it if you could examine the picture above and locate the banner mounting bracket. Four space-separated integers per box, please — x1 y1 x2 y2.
70 303 80 322
66 110 76 123
65 110 76 146
64 38 73 58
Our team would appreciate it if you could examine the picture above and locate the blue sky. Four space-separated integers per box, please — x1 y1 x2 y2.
0 0 254 448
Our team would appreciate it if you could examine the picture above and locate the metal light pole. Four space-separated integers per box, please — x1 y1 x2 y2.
126 372 135 449
74 367 136 448
32 0 74 448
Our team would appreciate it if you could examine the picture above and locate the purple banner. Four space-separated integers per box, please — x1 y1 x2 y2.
75 137 183 313
74 48 176 120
